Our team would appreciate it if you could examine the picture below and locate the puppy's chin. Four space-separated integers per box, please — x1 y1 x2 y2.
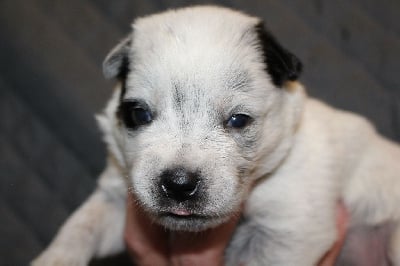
154 212 232 232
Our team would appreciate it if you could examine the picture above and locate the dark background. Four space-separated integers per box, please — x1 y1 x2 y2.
0 1 399 265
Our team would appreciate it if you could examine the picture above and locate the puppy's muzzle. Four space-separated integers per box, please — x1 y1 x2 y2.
160 168 201 202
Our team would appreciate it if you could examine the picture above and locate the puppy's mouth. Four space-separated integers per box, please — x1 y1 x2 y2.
155 209 224 232
161 212 207 221
160 208 210 221
169 208 192 216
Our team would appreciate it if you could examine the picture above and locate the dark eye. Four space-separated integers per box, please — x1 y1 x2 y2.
226 114 252 129
120 101 153 129
131 107 152 125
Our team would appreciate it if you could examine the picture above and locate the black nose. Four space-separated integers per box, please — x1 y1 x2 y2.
160 168 200 202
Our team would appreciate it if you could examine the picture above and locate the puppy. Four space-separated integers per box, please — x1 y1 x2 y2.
32 6 400 266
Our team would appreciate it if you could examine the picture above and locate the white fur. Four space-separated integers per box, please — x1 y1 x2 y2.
32 6 400 266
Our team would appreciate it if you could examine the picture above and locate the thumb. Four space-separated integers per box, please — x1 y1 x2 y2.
318 202 348 266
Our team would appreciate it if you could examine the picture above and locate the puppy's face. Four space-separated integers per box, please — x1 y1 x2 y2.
101 6 303 231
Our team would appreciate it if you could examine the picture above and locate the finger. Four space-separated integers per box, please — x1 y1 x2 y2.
124 193 169 266
318 202 349 266
169 211 242 266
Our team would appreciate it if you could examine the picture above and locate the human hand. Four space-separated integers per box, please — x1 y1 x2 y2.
167 212 241 266
124 192 240 266
124 194 348 266
124 193 169 266
318 202 348 266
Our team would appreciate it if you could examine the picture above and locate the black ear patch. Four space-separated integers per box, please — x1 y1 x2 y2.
254 22 303 87
102 35 131 81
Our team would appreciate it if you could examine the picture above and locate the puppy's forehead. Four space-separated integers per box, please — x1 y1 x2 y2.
125 6 264 98
132 6 259 51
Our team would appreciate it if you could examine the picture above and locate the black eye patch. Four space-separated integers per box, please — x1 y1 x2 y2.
118 100 153 129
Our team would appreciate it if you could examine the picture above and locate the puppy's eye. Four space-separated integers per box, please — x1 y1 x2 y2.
120 101 153 129
130 107 152 125
226 114 252 129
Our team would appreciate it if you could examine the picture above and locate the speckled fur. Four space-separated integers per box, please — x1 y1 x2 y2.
32 6 400 266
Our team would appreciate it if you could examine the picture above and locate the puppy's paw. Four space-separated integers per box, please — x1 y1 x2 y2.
31 248 87 266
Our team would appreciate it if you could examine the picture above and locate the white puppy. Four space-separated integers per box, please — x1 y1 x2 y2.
32 6 400 266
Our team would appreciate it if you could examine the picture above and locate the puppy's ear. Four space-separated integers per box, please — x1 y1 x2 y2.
103 35 132 80
254 22 302 87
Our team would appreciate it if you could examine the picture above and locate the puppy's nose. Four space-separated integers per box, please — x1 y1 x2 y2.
160 168 200 202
